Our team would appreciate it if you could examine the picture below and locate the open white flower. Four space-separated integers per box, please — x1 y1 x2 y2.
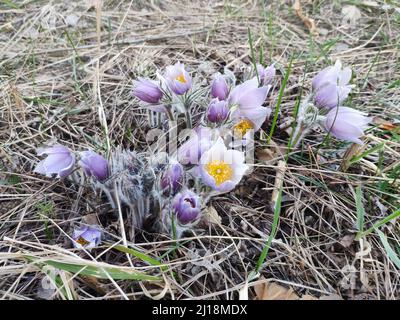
199 138 248 193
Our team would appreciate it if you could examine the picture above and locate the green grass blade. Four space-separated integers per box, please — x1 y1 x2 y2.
247 27 259 82
27 257 161 281
376 229 400 269
355 185 365 236
350 143 384 165
255 185 283 273
113 245 168 272
1 0 20 9
356 208 400 240
267 56 293 143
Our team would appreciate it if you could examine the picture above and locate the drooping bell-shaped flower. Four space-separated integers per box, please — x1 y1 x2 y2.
207 98 229 124
132 78 163 104
164 62 192 95
199 137 248 193
34 145 75 178
177 126 215 165
160 162 184 195
312 60 353 109
323 107 372 145
257 63 276 86
172 189 201 224
72 225 102 249
211 73 229 100
79 150 109 182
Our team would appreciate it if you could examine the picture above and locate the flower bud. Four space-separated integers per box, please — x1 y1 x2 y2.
132 78 163 103
257 63 275 86
172 190 201 224
211 73 229 100
160 163 184 195
79 150 109 182
207 98 229 123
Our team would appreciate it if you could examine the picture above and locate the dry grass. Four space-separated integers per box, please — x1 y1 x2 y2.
0 0 399 300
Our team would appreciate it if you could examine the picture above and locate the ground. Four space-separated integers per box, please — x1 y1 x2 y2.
0 0 399 300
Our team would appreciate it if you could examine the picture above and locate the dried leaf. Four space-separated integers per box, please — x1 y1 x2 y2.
372 117 399 132
254 278 341 300
204 206 222 225
293 0 319 36
254 281 299 300
271 160 287 206
256 140 286 164
82 214 100 225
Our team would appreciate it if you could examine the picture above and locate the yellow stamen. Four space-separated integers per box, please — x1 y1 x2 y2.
76 236 90 246
206 160 233 186
176 73 186 83
233 119 254 136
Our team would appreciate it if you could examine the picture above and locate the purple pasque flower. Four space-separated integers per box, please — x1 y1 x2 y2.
160 162 184 195
314 83 352 110
312 60 353 109
177 126 215 165
228 77 272 136
172 189 201 224
312 60 351 91
211 73 229 100
257 63 276 86
72 225 102 249
164 62 192 95
34 145 75 178
132 78 163 104
199 137 248 193
79 150 109 182
323 107 372 145
207 98 229 124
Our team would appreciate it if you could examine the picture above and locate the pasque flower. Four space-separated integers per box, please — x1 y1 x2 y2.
323 107 372 144
34 145 75 178
199 137 248 193
211 73 229 100
207 98 229 124
79 150 109 182
164 62 192 95
312 60 353 109
160 162 184 195
177 126 215 165
257 63 276 86
72 225 102 249
132 78 163 104
229 77 271 136
172 189 201 224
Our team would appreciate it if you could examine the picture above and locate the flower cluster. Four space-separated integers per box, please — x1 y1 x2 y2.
131 62 276 234
31 59 373 247
292 60 372 147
